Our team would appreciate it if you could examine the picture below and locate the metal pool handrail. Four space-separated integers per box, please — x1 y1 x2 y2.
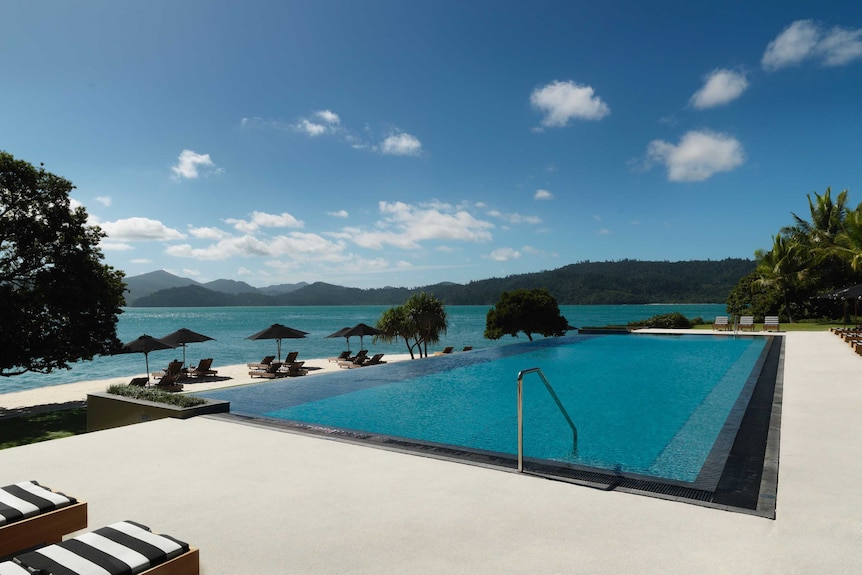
517 367 578 472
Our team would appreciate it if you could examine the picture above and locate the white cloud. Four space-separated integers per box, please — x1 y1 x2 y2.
296 119 328 136
487 210 542 225
534 189 554 200
100 217 186 241
188 226 230 240
171 150 220 180
690 69 748 109
315 110 340 125
763 20 862 71
645 130 744 182
530 80 610 128
347 201 494 250
99 241 134 251
487 247 521 262
380 132 423 156
129 258 151 264
598 228 611 235
327 209 349 218
166 231 347 263
818 26 862 66
225 211 304 233
95 196 112 207
293 109 342 137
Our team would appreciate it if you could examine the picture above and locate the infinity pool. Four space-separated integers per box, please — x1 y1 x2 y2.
203 333 776 489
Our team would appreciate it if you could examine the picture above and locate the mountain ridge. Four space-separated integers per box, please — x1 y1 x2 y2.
124 258 754 307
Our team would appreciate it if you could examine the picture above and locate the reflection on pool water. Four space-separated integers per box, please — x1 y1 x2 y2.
203 333 768 484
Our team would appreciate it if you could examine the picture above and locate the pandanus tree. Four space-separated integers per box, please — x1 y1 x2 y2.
376 292 448 359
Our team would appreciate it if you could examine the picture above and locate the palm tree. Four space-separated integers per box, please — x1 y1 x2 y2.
754 235 809 323
823 202 862 272
783 187 848 247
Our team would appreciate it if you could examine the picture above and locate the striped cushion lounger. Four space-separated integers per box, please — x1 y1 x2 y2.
0 481 87 558
11 520 199 575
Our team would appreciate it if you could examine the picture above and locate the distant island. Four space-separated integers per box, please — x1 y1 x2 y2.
123 259 754 307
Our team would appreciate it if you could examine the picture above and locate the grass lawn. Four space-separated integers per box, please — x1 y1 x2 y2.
0 408 87 450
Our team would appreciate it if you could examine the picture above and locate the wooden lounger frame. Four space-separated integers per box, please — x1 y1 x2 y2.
0 500 88 558
140 547 199 575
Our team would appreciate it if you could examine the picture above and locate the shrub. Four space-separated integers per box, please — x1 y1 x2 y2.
106 384 207 408
627 312 693 329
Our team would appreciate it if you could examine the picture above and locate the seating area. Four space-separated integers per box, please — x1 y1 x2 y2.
0 481 199 574
338 353 385 369
246 355 275 369
713 315 782 332
248 352 307 378
831 326 862 355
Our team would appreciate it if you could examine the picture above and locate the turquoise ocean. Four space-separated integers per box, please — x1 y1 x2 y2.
1 304 726 396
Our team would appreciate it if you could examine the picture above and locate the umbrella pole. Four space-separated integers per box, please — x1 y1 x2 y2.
277 338 282 362
145 352 150 383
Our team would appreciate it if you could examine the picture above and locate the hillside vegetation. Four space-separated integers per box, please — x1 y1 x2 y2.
129 258 754 307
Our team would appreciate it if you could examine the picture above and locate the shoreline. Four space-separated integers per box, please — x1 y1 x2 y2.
0 353 414 414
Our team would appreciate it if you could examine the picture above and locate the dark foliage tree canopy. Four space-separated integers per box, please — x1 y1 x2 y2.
0 152 126 376
484 288 569 341
376 292 448 358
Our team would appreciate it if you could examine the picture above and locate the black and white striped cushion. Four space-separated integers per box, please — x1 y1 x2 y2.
0 481 74 527
0 561 30 575
13 521 189 575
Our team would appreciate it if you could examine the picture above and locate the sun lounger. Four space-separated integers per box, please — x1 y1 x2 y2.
246 355 275 369
189 358 217 377
363 353 386 366
279 361 308 376
461 346 473 351
8 520 199 575
713 316 729 330
154 372 184 392
327 351 350 362
739 316 755 331
338 350 369 368
434 346 454 356
764 316 780 331
0 481 87 558
249 362 286 378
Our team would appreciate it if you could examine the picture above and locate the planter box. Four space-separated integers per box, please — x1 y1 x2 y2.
86 392 230 432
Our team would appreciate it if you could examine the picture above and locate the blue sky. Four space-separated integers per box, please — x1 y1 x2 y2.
4 1 862 289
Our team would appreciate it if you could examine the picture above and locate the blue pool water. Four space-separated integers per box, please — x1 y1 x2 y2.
202 333 768 484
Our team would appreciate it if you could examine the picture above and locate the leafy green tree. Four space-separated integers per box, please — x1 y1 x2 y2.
725 270 782 320
376 292 448 358
484 288 569 341
406 292 447 357
0 152 126 377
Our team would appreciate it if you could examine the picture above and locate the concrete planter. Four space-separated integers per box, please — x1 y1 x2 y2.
87 392 230 432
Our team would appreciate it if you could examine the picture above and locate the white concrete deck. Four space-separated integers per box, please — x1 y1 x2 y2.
1 332 861 573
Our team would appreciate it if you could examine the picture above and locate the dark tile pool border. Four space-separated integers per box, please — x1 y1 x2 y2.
207 334 784 518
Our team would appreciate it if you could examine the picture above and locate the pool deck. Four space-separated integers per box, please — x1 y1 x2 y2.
1 331 861 573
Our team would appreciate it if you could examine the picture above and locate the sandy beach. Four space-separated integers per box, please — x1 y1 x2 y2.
0 353 414 414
